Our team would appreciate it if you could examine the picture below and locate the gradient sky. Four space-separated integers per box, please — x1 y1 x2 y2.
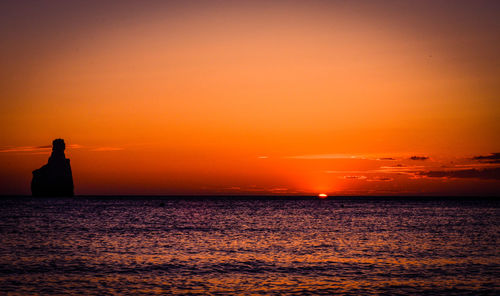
1 0 499 195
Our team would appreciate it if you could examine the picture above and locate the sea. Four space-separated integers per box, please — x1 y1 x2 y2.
0 196 498 295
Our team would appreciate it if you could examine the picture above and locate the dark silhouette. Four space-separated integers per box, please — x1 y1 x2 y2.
31 139 74 197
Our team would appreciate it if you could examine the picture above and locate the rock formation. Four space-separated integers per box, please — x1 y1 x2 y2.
31 139 74 197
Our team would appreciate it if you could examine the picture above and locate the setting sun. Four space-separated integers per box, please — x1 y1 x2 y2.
0 1 498 295
0 0 498 197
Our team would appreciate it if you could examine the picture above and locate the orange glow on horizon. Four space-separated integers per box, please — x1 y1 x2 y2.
0 1 498 195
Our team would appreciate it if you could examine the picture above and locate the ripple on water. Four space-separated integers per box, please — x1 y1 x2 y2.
0 197 498 295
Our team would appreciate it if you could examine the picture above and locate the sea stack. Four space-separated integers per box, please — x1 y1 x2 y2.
31 139 74 197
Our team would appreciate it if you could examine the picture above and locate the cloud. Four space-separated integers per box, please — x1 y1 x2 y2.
326 165 425 175
0 144 81 153
0 146 50 153
410 156 429 161
0 143 126 154
341 175 394 182
225 186 241 190
67 144 83 149
378 165 425 174
269 187 289 192
416 167 500 180
90 147 124 152
343 175 367 180
367 176 394 182
289 154 431 161
287 154 364 160
473 153 500 163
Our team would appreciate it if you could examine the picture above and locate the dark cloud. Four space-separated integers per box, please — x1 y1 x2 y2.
473 153 500 163
378 157 395 160
367 177 394 182
417 167 500 180
410 156 429 161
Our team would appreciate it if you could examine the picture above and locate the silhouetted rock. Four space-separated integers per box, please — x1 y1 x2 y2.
31 139 74 197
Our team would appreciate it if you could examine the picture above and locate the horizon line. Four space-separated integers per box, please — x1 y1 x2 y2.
1 194 498 198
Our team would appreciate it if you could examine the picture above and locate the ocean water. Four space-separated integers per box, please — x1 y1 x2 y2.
0 196 498 295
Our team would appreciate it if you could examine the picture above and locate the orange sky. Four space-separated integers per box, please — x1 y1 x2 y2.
1 0 499 195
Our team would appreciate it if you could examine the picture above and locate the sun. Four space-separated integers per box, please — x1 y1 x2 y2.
318 193 328 199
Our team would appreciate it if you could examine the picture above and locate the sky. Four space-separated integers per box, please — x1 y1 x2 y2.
0 0 499 195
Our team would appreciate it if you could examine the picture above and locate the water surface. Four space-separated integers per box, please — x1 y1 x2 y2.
0 196 498 295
